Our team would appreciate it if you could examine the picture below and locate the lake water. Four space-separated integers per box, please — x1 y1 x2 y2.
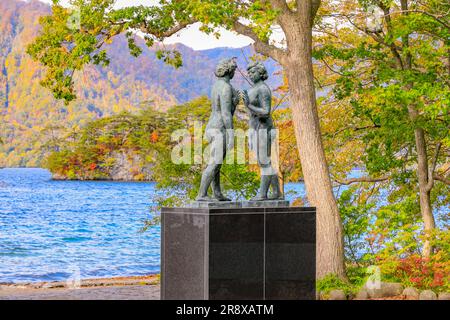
0 168 305 283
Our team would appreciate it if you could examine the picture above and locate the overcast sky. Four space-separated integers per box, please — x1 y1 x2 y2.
39 0 255 50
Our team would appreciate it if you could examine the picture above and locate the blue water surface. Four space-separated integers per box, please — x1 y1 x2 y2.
0 168 305 284
0 168 161 283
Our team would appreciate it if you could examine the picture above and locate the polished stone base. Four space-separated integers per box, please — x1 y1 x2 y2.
188 199 289 209
241 200 289 208
161 206 316 300
187 201 242 209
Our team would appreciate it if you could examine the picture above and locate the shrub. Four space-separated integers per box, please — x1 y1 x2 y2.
392 253 449 292
317 274 356 297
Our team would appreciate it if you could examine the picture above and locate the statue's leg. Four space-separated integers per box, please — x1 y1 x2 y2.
211 165 221 195
211 165 231 201
211 133 231 201
251 166 271 201
196 165 216 201
268 174 284 200
197 132 223 201
251 174 270 201
250 127 273 201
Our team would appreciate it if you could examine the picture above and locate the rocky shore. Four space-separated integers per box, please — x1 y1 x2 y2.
0 275 160 300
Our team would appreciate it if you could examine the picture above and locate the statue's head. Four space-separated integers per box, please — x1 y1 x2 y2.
215 58 238 79
247 62 268 83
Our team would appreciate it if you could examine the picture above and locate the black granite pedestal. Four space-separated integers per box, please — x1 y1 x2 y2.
161 206 316 300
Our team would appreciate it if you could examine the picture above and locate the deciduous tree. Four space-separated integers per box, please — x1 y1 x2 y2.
313 0 449 257
28 0 346 278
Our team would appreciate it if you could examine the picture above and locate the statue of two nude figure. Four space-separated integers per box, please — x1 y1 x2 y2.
196 58 284 202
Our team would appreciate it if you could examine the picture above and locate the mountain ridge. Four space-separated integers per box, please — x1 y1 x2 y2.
0 0 280 167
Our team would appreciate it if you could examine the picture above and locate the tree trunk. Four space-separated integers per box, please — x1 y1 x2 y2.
409 109 436 257
283 12 346 279
400 0 436 257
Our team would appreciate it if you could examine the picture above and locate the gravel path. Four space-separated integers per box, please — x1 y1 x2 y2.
0 285 161 300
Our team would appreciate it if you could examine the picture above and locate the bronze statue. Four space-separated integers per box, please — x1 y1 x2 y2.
242 62 283 201
196 58 239 201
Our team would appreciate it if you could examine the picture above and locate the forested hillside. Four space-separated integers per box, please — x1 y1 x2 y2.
0 0 280 167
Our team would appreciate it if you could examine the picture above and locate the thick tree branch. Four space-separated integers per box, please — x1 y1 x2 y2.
333 176 390 185
311 0 321 25
294 0 321 25
433 174 450 185
233 21 287 63
269 0 291 14
140 20 195 39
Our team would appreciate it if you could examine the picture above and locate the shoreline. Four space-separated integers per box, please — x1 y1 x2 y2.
0 274 160 290
0 168 157 183
0 275 161 300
